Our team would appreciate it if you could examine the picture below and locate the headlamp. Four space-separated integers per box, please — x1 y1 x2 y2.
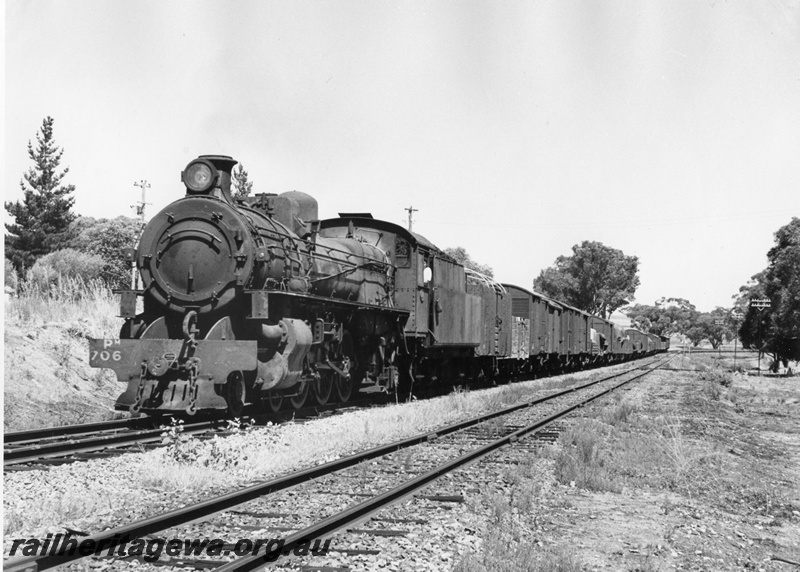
182 160 217 193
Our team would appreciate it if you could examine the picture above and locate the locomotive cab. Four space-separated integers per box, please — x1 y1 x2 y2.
318 216 485 386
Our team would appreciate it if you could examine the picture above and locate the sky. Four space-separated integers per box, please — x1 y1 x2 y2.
4 0 799 312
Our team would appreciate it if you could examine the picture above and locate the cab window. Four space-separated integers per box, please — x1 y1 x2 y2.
395 237 411 268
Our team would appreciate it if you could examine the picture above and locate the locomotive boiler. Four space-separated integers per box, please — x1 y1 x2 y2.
90 155 408 415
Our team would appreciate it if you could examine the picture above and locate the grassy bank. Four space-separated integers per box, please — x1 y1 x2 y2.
4 277 124 431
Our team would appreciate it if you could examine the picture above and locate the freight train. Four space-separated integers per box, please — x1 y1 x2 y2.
89 155 668 416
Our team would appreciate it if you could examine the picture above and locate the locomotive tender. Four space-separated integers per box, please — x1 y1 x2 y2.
89 154 667 416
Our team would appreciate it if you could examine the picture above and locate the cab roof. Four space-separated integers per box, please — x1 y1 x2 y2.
320 215 443 253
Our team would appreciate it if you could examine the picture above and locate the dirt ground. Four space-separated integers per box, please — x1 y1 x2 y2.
3 322 122 431
455 353 800 571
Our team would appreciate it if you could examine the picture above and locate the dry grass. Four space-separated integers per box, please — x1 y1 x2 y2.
455 454 581 572
536 391 713 495
238 374 603 470
541 364 798 503
459 355 800 570
544 419 621 493
130 371 615 491
137 456 233 491
454 536 581 572
3 486 120 537
5 275 121 337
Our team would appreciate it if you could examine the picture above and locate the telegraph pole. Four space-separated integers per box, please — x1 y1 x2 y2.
132 180 151 289
731 309 743 372
714 319 725 359
133 180 151 229
750 298 771 376
405 205 418 232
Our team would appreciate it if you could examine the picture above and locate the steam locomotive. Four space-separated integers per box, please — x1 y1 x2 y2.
89 155 667 416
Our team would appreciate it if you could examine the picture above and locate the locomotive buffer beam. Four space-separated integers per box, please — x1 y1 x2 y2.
90 338 257 413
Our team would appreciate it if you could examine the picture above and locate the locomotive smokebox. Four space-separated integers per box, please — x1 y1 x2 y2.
137 154 257 318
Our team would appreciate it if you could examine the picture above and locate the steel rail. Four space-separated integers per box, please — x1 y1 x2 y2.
4 417 160 444
3 420 222 467
3 398 380 466
3 356 668 572
671 349 758 354
2 353 659 464
218 356 672 571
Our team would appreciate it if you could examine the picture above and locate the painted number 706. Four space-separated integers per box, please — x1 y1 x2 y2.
92 350 122 361
92 339 122 362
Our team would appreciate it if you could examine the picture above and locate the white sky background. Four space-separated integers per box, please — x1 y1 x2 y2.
5 1 799 312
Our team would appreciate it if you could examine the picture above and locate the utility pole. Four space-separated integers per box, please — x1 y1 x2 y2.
131 180 151 290
731 309 743 372
405 205 418 232
133 180 151 229
750 298 771 376
714 319 725 359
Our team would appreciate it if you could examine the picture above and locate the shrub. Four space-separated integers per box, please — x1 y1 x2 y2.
601 400 637 426
657 416 695 480
4 258 18 291
27 248 105 293
696 368 733 402
701 378 722 401
69 216 141 289
455 532 581 572
161 418 255 469
700 368 733 388
550 420 620 493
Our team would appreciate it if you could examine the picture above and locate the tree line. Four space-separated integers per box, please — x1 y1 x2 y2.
454 225 799 371
621 219 800 370
623 298 733 348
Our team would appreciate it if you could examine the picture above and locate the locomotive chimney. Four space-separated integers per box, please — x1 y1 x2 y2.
200 155 238 203
183 155 238 202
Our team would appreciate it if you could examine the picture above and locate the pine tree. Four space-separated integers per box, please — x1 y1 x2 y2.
232 163 254 199
5 117 76 272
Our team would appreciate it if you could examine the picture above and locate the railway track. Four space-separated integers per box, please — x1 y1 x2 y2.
3 398 383 470
4 416 165 444
3 355 658 469
670 348 758 354
3 418 227 469
4 355 672 571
